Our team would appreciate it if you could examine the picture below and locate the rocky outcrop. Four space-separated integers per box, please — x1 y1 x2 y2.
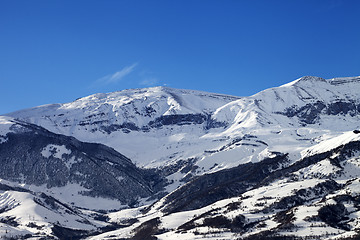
276 100 360 125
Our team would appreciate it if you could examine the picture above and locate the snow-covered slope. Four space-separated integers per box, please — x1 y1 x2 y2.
0 181 110 239
7 87 239 168
213 76 360 131
0 116 164 209
7 77 360 174
2 76 360 239
91 130 360 240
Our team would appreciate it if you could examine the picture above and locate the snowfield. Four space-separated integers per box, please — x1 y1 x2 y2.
1 75 360 239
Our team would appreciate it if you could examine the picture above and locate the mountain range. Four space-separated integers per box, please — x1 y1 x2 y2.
1 75 360 239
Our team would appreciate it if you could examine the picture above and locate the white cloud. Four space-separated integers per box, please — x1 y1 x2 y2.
95 63 137 85
139 77 159 86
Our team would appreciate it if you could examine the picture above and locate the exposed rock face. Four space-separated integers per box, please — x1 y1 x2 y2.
277 100 360 124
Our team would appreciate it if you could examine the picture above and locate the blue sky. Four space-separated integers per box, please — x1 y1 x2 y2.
1 0 360 114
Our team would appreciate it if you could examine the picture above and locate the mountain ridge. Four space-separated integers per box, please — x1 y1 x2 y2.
0 116 165 208
2 75 360 239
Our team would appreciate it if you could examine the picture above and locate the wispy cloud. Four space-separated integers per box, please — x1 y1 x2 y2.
139 77 159 86
95 63 137 85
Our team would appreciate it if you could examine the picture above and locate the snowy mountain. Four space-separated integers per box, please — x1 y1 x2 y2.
7 77 360 181
7 86 239 168
0 117 165 208
126 130 360 240
1 76 360 239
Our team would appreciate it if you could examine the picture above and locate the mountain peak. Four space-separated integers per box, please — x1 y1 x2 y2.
279 75 327 87
2 75 360 240
297 75 327 82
